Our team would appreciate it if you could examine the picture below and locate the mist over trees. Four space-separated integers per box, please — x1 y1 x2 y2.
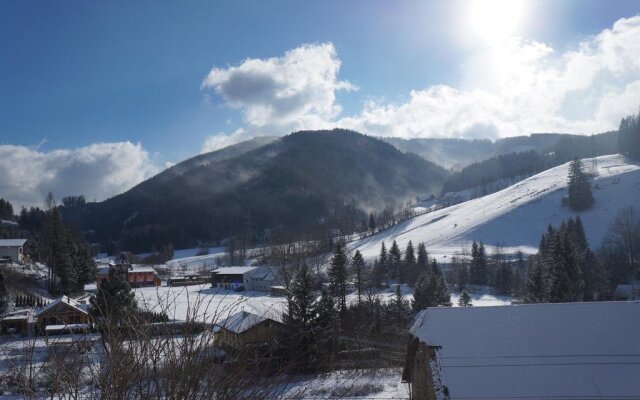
62 129 449 254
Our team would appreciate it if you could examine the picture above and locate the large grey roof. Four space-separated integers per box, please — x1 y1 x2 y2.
0 239 27 247
410 301 640 399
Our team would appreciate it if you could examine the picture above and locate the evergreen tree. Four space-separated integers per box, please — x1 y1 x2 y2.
548 227 584 302
431 259 451 306
391 284 408 321
495 261 514 295
369 213 376 231
470 241 488 285
416 242 429 273
328 242 348 316
567 159 594 211
525 256 546 303
412 259 451 310
0 272 7 313
350 250 366 305
618 109 640 160
403 241 417 284
286 264 318 330
378 242 388 283
90 267 137 325
458 289 472 306
388 240 402 282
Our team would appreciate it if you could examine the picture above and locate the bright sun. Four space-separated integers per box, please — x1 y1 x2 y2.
468 0 526 42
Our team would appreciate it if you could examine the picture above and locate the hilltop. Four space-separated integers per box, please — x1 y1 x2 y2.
349 154 640 260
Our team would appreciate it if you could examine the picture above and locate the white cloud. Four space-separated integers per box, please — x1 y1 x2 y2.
200 42 356 152
202 16 640 146
0 142 159 208
339 16 640 138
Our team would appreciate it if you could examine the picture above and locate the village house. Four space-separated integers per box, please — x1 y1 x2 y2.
211 266 280 291
96 263 160 287
403 302 640 400
213 310 284 353
34 295 91 335
0 238 27 264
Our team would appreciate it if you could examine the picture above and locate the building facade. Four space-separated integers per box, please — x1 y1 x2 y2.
0 238 27 263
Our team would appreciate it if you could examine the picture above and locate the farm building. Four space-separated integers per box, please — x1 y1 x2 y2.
213 310 283 353
403 302 640 400
34 295 91 335
0 309 34 335
211 266 280 291
97 263 160 287
0 238 27 264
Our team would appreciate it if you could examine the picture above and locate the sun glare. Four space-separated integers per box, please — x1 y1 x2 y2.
468 0 526 42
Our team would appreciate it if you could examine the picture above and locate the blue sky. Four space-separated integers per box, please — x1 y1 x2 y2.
1 0 640 207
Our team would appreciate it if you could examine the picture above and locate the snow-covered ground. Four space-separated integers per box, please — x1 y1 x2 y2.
134 285 287 323
350 154 640 261
135 283 512 324
279 368 409 399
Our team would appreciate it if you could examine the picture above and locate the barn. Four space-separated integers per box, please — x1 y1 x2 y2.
403 302 640 400
213 310 284 353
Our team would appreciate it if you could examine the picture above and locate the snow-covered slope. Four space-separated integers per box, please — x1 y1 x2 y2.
350 154 640 261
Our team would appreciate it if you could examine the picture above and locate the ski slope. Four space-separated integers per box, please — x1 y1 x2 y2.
350 154 640 261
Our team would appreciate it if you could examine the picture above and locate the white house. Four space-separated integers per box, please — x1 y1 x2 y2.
211 266 280 291
403 301 640 400
0 239 27 264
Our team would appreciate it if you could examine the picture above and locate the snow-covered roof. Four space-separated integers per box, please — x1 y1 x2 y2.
212 266 257 275
215 310 277 334
45 323 90 332
410 302 640 399
130 265 157 273
0 239 27 247
613 283 640 299
35 295 89 318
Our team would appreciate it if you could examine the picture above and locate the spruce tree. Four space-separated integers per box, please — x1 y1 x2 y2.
416 242 429 273
0 272 6 313
388 240 402 283
369 213 376 231
567 159 594 211
431 259 451 306
458 289 472 306
525 255 546 303
403 241 416 284
328 242 348 316
378 242 388 282
287 264 318 330
90 267 137 325
350 250 366 305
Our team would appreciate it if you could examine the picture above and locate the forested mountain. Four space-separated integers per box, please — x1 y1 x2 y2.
384 131 619 170
439 131 619 195
64 130 449 253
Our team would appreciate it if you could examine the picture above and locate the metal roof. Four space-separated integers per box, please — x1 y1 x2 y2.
0 239 27 247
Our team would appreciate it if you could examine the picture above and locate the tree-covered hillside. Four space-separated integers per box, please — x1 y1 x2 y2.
66 130 449 253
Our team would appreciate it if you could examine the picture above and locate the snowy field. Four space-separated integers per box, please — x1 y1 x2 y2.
350 154 640 261
134 284 287 323
135 284 512 323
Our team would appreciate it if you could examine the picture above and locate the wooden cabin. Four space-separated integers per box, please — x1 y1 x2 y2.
34 296 90 335
213 310 283 353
